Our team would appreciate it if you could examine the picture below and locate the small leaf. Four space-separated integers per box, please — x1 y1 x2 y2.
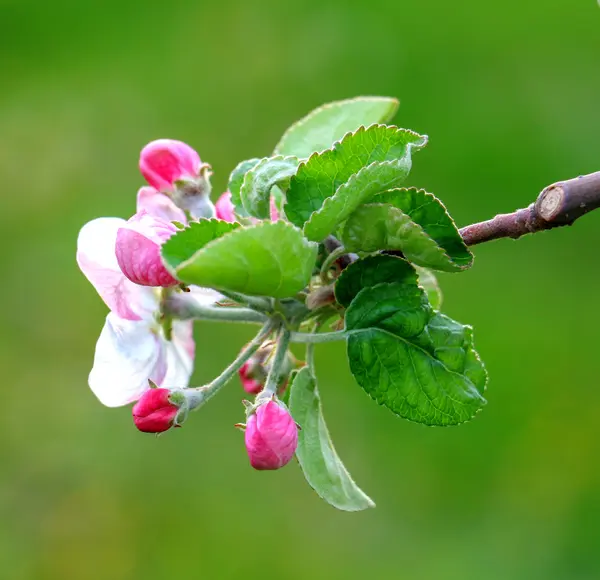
303 160 411 242
161 219 240 270
240 156 299 219
415 266 443 310
335 254 417 308
289 367 375 512
228 158 262 214
284 125 427 229
274 96 399 158
166 221 318 298
342 188 473 272
345 283 486 426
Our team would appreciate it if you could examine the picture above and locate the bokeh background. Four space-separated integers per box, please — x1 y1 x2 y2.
2 0 600 578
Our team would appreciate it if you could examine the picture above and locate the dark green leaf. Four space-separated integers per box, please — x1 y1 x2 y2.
335 254 417 308
240 156 299 219
165 221 318 298
274 96 399 158
284 125 427 229
346 283 486 425
303 160 411 242
289 367 375 511
342 188 473 272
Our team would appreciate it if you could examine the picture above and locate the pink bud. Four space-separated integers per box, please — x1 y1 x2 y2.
139 139 202 193
115 211 179 287
239 361 263 395
215 191 236 223
132 388 180 433
269 196 279 221
244 400 298 470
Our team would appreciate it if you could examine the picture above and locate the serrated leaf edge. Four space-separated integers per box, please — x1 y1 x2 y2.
172 220 317 279
375 187 473 272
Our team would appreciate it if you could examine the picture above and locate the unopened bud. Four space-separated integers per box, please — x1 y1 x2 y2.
139 139 214 219
215 191 236 223
244 399 298 470
132 388 185 433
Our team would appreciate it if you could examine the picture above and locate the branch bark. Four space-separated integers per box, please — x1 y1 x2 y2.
459 171 600 246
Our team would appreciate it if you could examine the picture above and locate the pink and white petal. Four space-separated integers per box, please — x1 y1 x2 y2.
88 313 161 407
115 227 179 288
77 218 159 320
188 285 223 306
158 320 195 388
136 187 187 224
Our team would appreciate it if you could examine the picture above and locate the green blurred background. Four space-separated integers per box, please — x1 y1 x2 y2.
2 0 600 578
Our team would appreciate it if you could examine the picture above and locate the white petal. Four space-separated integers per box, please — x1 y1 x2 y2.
160 320 195 388
89 313 161 407
77 217 159 320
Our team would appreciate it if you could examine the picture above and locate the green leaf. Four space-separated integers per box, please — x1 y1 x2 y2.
342 188 473 272
335 254 417 308
274 96 399 159
345 283 486 426
415 266 443 310
303 160 411 242
161 219 240 270
240 156 299 219
227 158 262 214
165 221 318 298
288 366 375 512
284 125 427 229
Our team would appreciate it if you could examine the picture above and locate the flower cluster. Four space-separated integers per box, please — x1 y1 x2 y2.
77 139 298 471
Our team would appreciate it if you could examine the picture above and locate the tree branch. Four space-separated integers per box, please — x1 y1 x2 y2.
459 171 600 246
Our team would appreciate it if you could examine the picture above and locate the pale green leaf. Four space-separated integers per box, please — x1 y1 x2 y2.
289 367 375 512
240 156 299 219
227 158 262 214
161 219 240 270
415 266 443 310
166 221 318 298
274 96 399 158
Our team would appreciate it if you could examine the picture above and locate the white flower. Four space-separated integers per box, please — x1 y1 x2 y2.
76 187 219 407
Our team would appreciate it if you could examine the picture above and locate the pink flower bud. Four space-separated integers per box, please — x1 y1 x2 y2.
244 400 298 470
239 361 264 395
132 388 180 433
115 211 179 287
215 191 236 223
269 196 279 222
139 139 202 193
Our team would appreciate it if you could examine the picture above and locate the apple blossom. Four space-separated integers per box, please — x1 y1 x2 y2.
76 187 218 407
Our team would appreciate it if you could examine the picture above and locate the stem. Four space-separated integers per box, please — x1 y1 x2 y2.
187 319 278 409
460 170 600 246
165 293 268 324
218 290 272 313
262 326 291 396
320 246 345 283
289 329 347 344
